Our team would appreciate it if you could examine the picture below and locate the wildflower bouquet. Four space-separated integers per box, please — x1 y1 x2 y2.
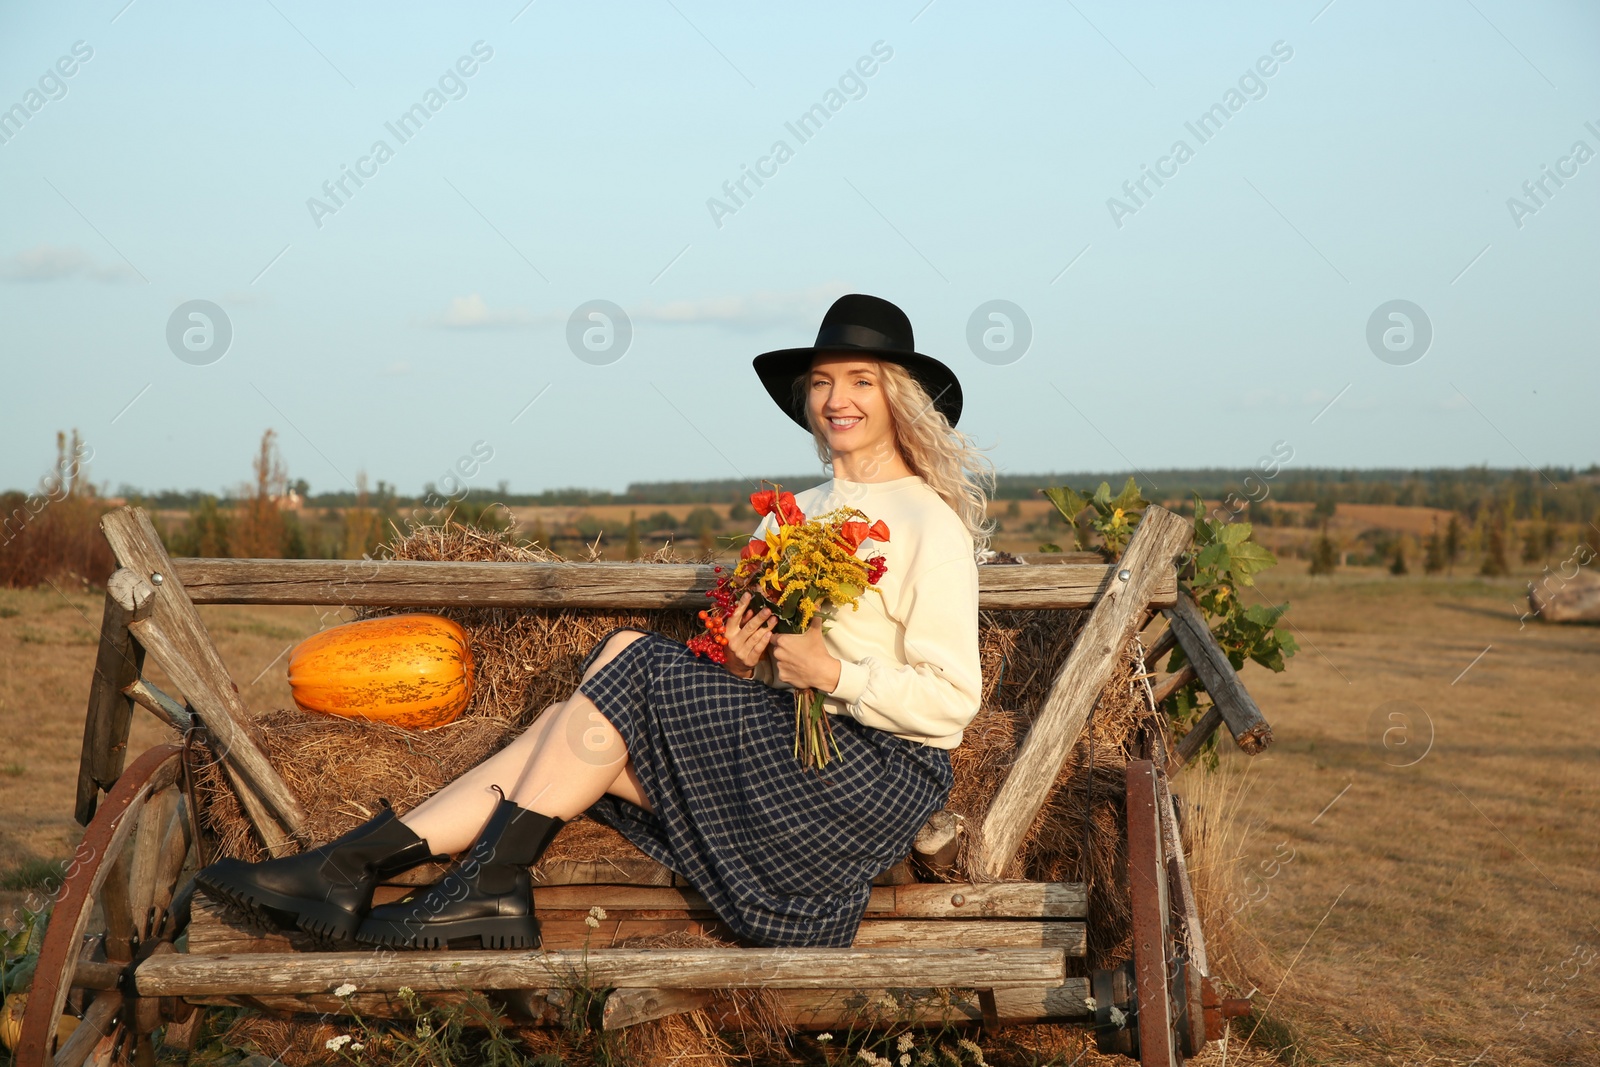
688 482 889 769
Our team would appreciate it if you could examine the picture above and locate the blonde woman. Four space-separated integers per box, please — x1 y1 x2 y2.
196 294 996 951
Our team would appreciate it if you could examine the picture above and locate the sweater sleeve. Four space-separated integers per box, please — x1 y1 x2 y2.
824 554 982 744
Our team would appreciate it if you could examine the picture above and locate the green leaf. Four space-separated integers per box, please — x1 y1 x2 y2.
1041 487 1087 524
1243 602 1287 627
1226 540 1278 585
1107 476 1149 513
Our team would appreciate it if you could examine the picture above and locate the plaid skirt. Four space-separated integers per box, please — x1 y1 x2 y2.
576 626 954 947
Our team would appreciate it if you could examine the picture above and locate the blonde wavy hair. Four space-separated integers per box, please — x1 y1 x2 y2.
790 357 998 555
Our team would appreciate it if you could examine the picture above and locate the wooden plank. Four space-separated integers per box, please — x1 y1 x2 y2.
1162 589 1274 754
533 855 682 888
972 506 1193 879
75 583 148 826
189 892 1083 961
135 946 1066 997
603 988 715 1030
502 881 1086 919
1126 761 1179 1067
708 981 1094 1029
169 557 1174 612
100 508 309 853
1154 766 1207 977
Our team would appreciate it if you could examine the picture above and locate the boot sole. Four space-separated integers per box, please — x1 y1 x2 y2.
355 914 542 951
195 866 363 943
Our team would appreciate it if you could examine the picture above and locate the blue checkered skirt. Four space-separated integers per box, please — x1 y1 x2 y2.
576 626 953 947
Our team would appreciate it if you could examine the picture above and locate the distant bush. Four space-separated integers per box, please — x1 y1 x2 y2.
0 431 116 589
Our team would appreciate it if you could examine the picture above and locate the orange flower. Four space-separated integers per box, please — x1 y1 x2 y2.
838 519 891 553
739 537 767 562
750 488 805 526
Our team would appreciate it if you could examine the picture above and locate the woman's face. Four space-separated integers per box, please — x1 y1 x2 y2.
806 353 896 458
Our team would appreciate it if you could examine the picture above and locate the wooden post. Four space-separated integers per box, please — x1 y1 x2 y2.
1125 761 1179 1067
123 677 195 732
1170 706 1223 771
971 506 1193 880
1162 590 1274 754
74 571 152 825
99 508 309 852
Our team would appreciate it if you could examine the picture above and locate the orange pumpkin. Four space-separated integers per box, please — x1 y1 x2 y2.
288 614 475 730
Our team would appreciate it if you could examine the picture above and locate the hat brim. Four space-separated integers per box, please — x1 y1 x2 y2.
752 346 963 432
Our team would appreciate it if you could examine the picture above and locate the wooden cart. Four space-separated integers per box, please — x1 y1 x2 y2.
16 504 1270 1067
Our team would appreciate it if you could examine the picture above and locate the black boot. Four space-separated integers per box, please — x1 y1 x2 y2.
355 786 564 950
195 803 440 942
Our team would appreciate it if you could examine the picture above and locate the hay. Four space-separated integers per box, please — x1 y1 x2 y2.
610 931 791 1066
195 521 1152 969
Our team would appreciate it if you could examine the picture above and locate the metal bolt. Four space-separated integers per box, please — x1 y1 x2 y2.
950 892 966 907
1117 569 1131 582
150 572 164 586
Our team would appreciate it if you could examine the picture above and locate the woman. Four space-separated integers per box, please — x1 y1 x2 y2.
196 293 996 951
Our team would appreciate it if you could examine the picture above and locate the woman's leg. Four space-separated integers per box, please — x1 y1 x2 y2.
400 630 652 854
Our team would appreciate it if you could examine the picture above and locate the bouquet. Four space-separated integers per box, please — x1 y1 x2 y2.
688 482 889 769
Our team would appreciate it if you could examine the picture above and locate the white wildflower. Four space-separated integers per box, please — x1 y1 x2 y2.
817 1032 833 1043
350 1043 365 1052
325 1034 353 1051
588 905 607 921
1108 1005 1127 1028
585 914 600 929
957 1037 988 1065
900 1056 911 1067
334 982 357 998
398 985 414 997
899 1032 916 1052
1083 995 1096 1012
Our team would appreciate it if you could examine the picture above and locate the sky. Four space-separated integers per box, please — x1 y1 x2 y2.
2 0 1597 500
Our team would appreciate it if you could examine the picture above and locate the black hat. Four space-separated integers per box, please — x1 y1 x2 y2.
753 294 964 431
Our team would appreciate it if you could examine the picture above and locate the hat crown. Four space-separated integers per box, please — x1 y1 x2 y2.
814 294 915 353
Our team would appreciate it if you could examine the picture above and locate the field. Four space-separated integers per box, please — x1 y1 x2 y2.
2 540 1597 1064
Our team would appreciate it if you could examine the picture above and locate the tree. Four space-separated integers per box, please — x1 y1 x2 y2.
1479 516 1509 576
340 471 384 559
1444 514 1462 575
1520 522 1544 564
626 510 641 561
232 429 288 558
1309 522 1337 576
184 495 230 558
1390 538 1408 575
1423 517 1445 574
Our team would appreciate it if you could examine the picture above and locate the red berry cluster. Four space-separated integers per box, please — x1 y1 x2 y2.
865 554 888 584
686 565 736 665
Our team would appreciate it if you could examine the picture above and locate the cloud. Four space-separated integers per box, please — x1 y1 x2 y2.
416 283 850 333
420 294 540 330
631 282 848 331
0 243 140 283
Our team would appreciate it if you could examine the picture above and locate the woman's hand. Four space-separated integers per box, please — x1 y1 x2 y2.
722 592 778 680
769 621 843 692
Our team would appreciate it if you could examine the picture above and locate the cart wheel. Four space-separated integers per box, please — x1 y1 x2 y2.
16 744 199 1067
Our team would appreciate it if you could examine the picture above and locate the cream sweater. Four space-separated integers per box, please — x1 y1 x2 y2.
746 474 982 750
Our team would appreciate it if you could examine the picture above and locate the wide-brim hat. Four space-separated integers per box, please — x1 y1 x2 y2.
753 293 963 431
